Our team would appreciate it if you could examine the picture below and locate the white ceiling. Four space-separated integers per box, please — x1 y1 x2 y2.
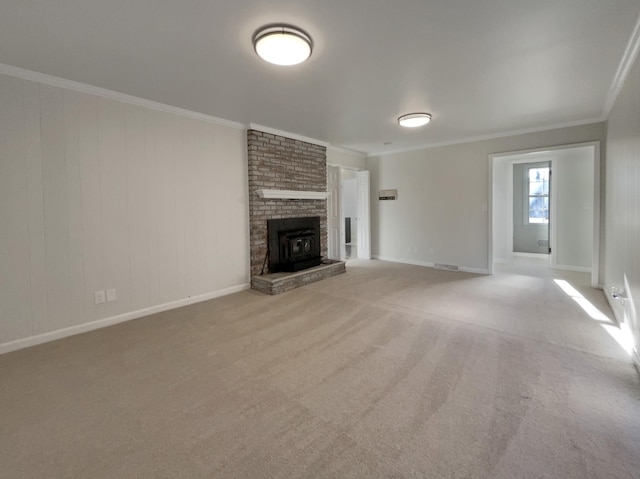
1 0 639 155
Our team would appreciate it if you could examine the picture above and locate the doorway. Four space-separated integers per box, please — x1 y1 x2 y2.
489 142 600 287
342 170 359 259
513 161 551 257
327 166 371 261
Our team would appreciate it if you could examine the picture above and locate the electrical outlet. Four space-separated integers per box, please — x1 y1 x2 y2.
94 291 106 304
106 288 117 302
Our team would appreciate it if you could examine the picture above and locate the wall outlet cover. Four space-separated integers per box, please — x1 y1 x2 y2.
106 289 117 302
94 291 106 304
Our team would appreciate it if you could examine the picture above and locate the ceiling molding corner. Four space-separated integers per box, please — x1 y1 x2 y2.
248 123 330 147
603 12 640 117
365 118 605 157
326 145 367 157
0 62 245 130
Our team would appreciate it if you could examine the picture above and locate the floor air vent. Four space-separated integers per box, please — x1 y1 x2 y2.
434 263 460 272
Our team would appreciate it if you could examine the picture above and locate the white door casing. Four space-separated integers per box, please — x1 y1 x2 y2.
327 166 341 260
356 171 371 259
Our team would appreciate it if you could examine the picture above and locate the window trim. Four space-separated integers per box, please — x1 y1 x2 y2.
525 165 550 225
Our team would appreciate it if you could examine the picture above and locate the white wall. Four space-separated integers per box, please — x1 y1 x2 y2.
367 123 605 273
492 147 594 270
605 49 640 367
492 156 510 263
327 146 366 170
554 147 594 270
0 73 249 352
342 177 358 219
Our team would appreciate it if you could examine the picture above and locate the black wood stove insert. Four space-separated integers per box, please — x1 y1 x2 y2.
267 216 322 273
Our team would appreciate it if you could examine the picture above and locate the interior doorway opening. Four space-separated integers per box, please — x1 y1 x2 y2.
327 166 371 261
489 142 600 288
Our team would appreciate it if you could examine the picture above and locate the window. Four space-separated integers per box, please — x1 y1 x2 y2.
527 166 549 224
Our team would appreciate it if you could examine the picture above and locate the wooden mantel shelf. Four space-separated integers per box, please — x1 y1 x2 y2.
256 189 330 200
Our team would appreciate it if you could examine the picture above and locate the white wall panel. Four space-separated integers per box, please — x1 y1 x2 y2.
0 73 249 351
125 104 150 312
153 111 179 305
554 148 594 270
77 92 104 323
23 81 48 336
203 124 220 293
97 97 130 319
144 108 160 308
63 90 87 327
606 50 640 367
0 75 31 342
40 85 72 331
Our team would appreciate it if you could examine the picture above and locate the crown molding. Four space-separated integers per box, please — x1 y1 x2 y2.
0 63 245 129
248 123 330 147
326 145 367 157
364 117 605 157
603 12 640 117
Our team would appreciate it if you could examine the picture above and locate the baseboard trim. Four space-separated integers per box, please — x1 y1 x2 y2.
460 267 491 275
373 255 434 268
372 256 490 275
552 264 592 273
604 283 640 373
513 252 549 259
0 283 250 355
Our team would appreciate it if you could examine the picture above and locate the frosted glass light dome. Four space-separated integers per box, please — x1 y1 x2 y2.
253 26 313 66
398 113 432 128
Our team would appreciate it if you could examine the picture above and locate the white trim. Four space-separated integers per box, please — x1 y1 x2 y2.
0 283 250 355
366 118 604 157
513 252 549 259
460 267 491 275
604 283 640 371
506 157 555 266
549 157 558 269
491 141 601 158
489 141 600 287
551 264 592 273
603 12 640 116
373 255 434 268
0 63 245 129
372 255 489 274
256 189 330 200
248 123 329 147
326 163 362 171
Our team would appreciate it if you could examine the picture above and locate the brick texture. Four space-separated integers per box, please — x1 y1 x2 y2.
251 260 346 295
248 130 327 277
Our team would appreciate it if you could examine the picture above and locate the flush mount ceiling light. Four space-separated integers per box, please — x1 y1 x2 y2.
398 113 432 128
253 25 313 66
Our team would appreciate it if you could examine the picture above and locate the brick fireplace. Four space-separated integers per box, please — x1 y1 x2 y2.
248 130 330 285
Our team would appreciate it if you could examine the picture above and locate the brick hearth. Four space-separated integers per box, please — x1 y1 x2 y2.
248 130 328 271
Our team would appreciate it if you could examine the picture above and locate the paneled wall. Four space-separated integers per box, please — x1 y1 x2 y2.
0 74 249 351
605 50 640 367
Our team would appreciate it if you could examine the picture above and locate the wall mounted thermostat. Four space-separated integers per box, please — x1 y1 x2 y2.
379 189 398 200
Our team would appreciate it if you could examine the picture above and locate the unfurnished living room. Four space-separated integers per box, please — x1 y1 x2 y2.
1 1 640 478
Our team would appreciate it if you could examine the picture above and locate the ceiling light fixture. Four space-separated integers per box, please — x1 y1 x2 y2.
253 25 313 66
398 113 432 128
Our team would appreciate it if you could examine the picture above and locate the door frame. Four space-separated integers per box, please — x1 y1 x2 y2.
326 163 370 261
507 158 555 265
488 141 601 288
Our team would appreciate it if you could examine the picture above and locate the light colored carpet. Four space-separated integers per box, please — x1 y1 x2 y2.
1 260 639 478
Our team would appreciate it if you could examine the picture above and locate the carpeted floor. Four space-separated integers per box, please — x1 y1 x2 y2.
1 260 639 478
